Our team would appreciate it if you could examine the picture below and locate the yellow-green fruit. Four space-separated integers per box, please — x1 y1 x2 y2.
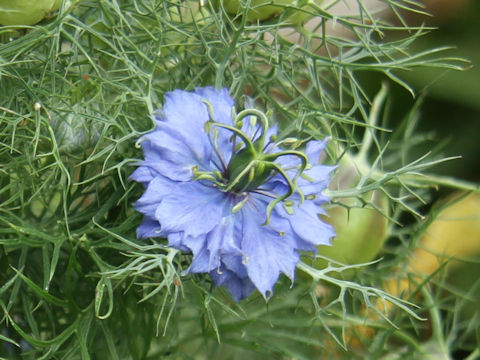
222 0 323 23
410 192 480 275
381 192 480 312
0 0 60 26
52 0 62 11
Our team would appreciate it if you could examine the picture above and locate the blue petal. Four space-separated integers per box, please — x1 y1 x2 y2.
161 89 212 131
166 232 190 252
280 200 335 246
297 164 335 196
136 217 162 239
133 175 176 219
221 253 248 278
210 265 255 302
181 207 244 273
194 87 234 126
137 88 236 180
129 165 158 186
194 87 237 165
155 181 227 238
182 235 213 273
205 213 242 268
240 199 300 299
139 123 212 182
305 138 328 164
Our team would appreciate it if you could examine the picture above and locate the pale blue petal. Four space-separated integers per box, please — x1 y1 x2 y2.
280 200 335 246
194 87 234 126
210 266 255 302
205 212 243 268
297 164 335 196
221 253 248 278
139 123 212 181
133 175 176 219
305 138 328 164
129 165 158 186
161 89 211 131
137 217 162 239
240 200 300 299
155 181 226 238
183 235 213 273
167 232 190 252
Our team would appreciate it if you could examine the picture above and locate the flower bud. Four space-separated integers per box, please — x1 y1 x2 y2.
49 104 102 155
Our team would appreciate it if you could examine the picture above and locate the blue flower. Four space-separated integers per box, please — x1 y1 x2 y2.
130 87 335 301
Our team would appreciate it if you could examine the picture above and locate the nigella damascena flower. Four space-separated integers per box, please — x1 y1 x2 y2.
130 87 335 301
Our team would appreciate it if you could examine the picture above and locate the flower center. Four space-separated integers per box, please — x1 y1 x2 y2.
196 102 311 224
226 143 274 192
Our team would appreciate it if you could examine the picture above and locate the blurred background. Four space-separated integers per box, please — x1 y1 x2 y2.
382 0 479 183
380 3 480 358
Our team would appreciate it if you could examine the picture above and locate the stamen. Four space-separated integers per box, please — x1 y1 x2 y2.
192 166 225 187
247 166 255 183
231 193 249 213
211 127 228 171
301 173 315 182
201 100 229 172
274 137 300 147
201 99 217 123
282 202 294 215
250 189 277 199
135 138 144 149
213 170 224 180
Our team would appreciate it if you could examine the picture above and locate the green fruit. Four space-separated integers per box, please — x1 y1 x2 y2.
0 0 61 26
222 0 323 23
315 191 389 269
307 155 390 277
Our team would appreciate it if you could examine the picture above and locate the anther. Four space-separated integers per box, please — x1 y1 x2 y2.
232 193 249 213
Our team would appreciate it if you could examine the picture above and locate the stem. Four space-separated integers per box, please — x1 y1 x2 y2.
357 82 388 163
